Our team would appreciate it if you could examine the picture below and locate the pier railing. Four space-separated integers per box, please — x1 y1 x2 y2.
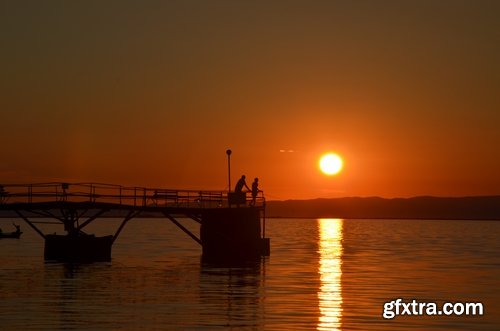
0 182 265 209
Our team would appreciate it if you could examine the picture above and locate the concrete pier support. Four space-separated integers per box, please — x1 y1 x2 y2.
44 234 113 262
201 208 270 260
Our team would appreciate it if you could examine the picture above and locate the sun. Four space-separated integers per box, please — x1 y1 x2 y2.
319 153 343 176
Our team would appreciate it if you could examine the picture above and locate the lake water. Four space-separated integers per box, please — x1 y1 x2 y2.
0 218 499 330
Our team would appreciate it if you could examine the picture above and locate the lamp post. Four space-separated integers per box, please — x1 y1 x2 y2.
226 149 232 192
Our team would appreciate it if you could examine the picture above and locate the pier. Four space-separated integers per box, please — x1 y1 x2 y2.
0 182 270 262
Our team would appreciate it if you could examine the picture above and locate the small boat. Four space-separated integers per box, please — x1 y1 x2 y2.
0 223 22 239
0 230 22 239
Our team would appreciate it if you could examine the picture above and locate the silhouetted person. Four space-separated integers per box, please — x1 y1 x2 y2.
235 175 250 193
250 178 260 206
232 175 250 207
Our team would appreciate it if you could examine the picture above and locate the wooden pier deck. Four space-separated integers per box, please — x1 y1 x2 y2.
0 182 265 210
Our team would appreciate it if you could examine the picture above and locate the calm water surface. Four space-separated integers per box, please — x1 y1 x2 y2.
0 218 499 330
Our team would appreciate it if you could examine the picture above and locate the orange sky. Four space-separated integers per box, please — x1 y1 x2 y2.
1 1 499 199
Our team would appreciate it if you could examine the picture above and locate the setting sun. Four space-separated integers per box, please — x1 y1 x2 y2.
319 153 343 176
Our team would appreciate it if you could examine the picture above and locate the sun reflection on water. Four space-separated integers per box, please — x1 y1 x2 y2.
318 218 343 331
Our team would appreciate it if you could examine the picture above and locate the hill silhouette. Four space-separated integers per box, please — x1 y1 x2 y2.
266 196 500 220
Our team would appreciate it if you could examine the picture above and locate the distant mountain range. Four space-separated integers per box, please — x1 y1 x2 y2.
266 196 500 220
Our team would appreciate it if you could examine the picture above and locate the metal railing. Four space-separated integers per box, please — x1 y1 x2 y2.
0 182 265 209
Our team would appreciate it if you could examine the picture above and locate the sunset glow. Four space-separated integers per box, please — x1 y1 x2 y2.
319 153 343 176
1 2 499 200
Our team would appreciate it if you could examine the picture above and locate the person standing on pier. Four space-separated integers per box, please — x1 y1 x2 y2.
250 177 261 206
233 175 250 207
235 175 250 193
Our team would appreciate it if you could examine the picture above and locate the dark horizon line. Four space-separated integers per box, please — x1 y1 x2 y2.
265 195 500 220
268 194 500 202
